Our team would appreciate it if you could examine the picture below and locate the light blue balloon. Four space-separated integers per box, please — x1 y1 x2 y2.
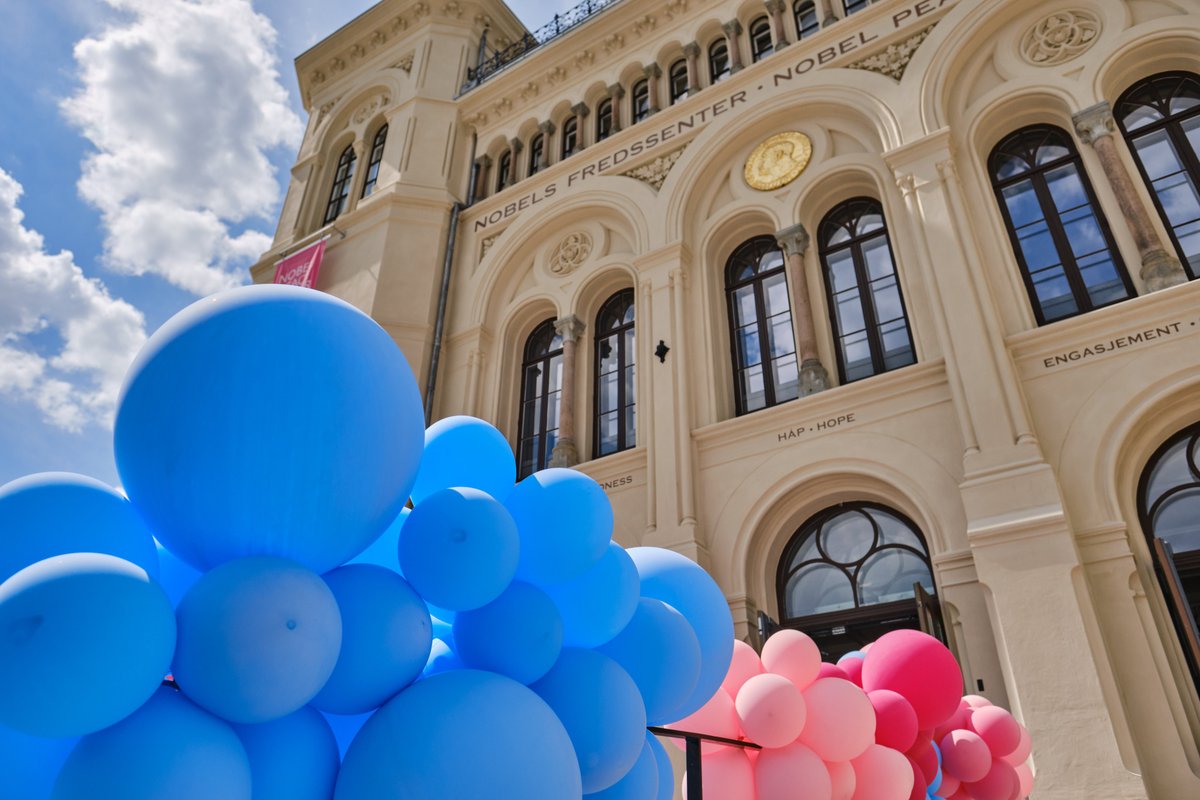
646 734 675 800
421 637 465 678
531 648 646 794
0 472 159 583
311 564 432 714
320 709 372 759
0 553 175 738
584 738 659 800
454 581 563 684
598 598 701 725
154 540 202 607
335 670 581 799
544 542 640 648
53 687 251 800
504 468 613 585
628 547 733 721
398 487 518 611
114 285 425 574
173 556 342 724
411 416 516 504
930 740 943 794
348 507 408 570
838 650 866 663
234 707 339 800
0 724 76 800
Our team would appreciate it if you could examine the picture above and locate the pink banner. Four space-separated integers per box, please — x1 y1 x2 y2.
273 239 327 288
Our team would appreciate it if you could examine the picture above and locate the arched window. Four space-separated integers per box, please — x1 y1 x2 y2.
794 1 819 39
518 320 564 479
669 59 689 105
1116 71 1200 280
323 144 357 225
843 0 869 15
989 125 1133 325
360 125 388 199
725 236 800 415
819 198 915 383
562 115 579 159
528 133 545 177
631 79 650 124
749 16 774 62
594 290 636 457
596 98 614 142
777 503 942 659
496 149 512 192
709 39 731 84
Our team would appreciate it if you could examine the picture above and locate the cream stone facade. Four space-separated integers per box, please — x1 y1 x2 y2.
251 0 1200 796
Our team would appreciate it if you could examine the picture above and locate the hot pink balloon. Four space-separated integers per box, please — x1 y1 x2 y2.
850 744 914 800
839 656 864 687
1001 725 1031 767
682 749 755 800
862 631 963 730
904 757 925 800
668 687 740 755
940 730 992 783
868 690 917 752
1015 762 1033 797
969 706 1021 759
762 629 821 690
818 663 850 681
934 700 972 741
828 760 856 800
907 738 938 787
945 789 972 800
965 758 1019 800
736 673 807 749
939 773 961 796
754 741 832 800
799 678 875 762
723 639 764 697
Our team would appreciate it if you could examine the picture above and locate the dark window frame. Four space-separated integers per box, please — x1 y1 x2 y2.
517 319 564 479
631 79 650 124
843 0 870 15
794 0 819 39
669 59 689 105
496 149 512 192
528 132 545 177
708 39 731 83
596 98 615 142
323 144 357 225
593 289 637 458
561 116 579 159
360 124 388 199
749 15 774 63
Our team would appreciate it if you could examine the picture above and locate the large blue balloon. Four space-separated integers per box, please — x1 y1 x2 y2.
0 472 159 583
421 636 465 678
599 598 701 725
335 670 581 799
0 553 175 737
347 507 407 569
453 580 563 684
311 564 432 714
54 687 251 799
173 556 342 724
320 709 372 759
505 469 613 585
584 738 659 800
646 733 676 800
234 707 339 800
543 542 640 647
113 285 425 574
398 487 518 611
410 416 516 504
0 724 76 800
628 547 733 720
155 540 202 607
531 648 646 794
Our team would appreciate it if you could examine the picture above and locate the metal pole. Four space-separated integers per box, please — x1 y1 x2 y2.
685 735 703 800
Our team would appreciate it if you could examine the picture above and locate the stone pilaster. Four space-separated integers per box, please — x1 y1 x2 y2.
607 83 625 133
765 0 790 49
722 19 745 73
818 0 838 28
549 314 586 468
537 120 555 171
473 154 492 201
644 63 662 115
775 223 829 395
571 102 591 151
683 41 702 94
507 137 523 184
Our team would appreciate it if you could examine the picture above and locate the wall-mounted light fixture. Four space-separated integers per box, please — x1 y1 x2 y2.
655 340 670 363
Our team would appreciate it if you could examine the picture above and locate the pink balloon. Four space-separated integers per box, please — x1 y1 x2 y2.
799 678 876 762
939 773 961 796
868 690 918 752
1000 725 1031 767
762 629 821 690
1014 762 1033 797
850 744 914 800
904 757 925 800
755 741 832 800
736 673 807 749
962 694 992 709
945 789 972 800
668 687 740 755
839 657 864 687
934 700 972 741
969 707 1021 759
682 749 755 800
862 631 963 730
723 639 764 696
818 663 851 681
907 737 937 787
940 730 992 783
965 758 1019 800
828 760 856 800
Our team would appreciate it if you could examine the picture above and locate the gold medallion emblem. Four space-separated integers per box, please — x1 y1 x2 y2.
743 132 813 191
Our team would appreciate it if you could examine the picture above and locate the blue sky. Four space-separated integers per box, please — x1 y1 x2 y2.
0 0 571 487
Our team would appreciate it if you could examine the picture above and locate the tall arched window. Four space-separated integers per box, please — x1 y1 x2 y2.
669 59 689 105
528 133 545 177
360 124 388 199
989 125 1133 325
323 144 357 225
562 115 579 159
725 236 800 415
495 150 512 192
819 198 915 383
843 0 869 15
1116 71 1200 280
709 39 731 83
596 98 614 142
777 503 942 659
594 290 636 457
794 1 819 39
631 79 650 124
518 320 564 479
749 16 774 62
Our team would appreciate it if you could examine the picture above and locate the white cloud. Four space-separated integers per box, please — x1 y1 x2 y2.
62 0 303 295
0 166 147 431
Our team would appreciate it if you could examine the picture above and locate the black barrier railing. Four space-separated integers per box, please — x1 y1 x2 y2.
648 726 762 800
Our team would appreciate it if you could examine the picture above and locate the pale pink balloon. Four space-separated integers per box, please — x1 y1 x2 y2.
969 706 1021 759
868 690 918 752
736 673 807 749
668 687 740 754
861 631 963 730
762 629 821 690
682 749 755 800
938 773 961 796
940 729 992 783
1015 762 1033 797
965 758 1019 800
827 760 857 800
1001 725 1032 767
934 700 972 741
723 639 765 697
799 678 876 762
850 744 914 800
962 694 992 709
755 741 832 800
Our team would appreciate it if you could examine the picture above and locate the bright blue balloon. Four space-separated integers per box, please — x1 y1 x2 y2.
930 740 943 794
311 564 432 714
234 707 339 800
0 553 175 738
421 637 465 678
0 724 76 800
599 598 701 725
531 648 646 794
411 416 516 504
646 734 675 800
114 285 425 574
544 542 639 648
320 709 372 759
335 670 581 799
0 472 159 583
54 687 250 799
155 540 202 607
584 738 659 800
505 469 613 585
454 581 563 684
628 547 733 721
398 487 518 611
173 556 342 724
347 508 408 569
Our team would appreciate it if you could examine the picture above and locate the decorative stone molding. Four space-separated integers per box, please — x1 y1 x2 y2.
441 1 463 19
351 93 391 124
620 145 688 191
574 50 595 70
491 97 513 117
633 15 657 37
664 0 688 19
392 53 415 74
413 2 431 20
774 223 810 257
1020 9 1100 66
548 232 594 275
603 33 625 54
1071 101 1114 144
315 96 341 126
546 66 569 86
847 25 933 80
519 81 539 101
474 13 493 28
480 232 501 260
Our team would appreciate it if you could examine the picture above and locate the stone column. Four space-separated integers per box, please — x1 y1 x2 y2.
644 63 662 114
607 83 626 133
538 120 555 171
722 20 745 74
508 137 524 184
473 154 492 201
765 0 790 49
549 315 586 468
683 41 702 94
571 102 591 151
818 0 838 28
1072 101 1188 292
775 224 830 395
346 139 368 213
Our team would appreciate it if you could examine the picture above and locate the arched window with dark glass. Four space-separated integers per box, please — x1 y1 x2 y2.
843 0 869 15
360 125 388 199
596 98 614 142
323 144 357 225
495 149 512 192
1116 71 1200 280
794 0 819 39
989 125 1133 325
562 115 579 159
819 198 915 383
749 16 774 62
631 79 650 124
709 39 731 83
528 133 545 177
777 503 943 660
725 236 799 415
518 320 564 479
594 290 636 457
669 59 689 105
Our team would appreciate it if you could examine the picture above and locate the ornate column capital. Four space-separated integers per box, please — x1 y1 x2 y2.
571 101 590 118
775 223 810 257
644 62 662 79
722 19 743 36
509 137 524 154
476 153 492 168
683 41 701 58
608 83 626 100
554 314 586 343
764 0 786 12
539 119 556 136
1072 101 1115 145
